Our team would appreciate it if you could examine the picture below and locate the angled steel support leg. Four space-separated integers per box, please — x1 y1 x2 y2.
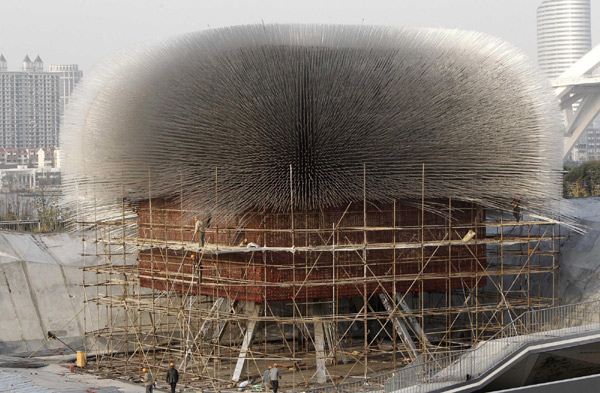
199 297 225 338
379 293 419 360
231 302 261 382
395 293 431 348
314 318 327 384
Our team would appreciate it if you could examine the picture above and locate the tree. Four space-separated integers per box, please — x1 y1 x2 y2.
33 189 62 232
563 160 600 198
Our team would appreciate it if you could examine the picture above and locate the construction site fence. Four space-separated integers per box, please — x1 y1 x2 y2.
383 300 600 393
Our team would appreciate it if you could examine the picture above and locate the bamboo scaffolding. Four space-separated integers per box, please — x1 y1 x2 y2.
80 174 559 391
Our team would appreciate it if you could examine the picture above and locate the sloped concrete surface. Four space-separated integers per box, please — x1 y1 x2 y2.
560 198 600 304
0 231 99 354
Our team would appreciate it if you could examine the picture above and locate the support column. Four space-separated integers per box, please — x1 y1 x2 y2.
323 320 348 364
232 302 261 382
314 318 327 384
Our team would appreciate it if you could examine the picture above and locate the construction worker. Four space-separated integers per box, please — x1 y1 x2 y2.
262 365 272 391
269 363 281 393
193 216 206 247
166 362 179 393
142 367 153 393
512 194 521 223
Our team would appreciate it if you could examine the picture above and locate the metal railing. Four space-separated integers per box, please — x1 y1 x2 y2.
298 368 396 393
293 301 600 393
384 300 600 393
0 219 66 232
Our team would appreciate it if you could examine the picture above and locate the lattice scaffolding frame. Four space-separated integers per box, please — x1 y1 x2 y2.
80 167 560 391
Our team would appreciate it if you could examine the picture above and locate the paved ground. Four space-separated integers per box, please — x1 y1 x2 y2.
0 363 147 392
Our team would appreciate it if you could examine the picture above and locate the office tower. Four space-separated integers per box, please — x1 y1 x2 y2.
537 0 596 161
537 0 592 79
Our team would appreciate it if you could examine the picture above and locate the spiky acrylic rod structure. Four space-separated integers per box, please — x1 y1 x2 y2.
61 24 563 221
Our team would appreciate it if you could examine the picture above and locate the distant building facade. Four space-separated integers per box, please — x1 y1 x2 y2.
537 0 597 162
0 55 82 150
537 0 592 79
49 64 83 114
0 147 59 169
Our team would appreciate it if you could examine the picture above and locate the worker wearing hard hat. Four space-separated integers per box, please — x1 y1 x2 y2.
166 362 179 393
262 365 272 391
142 367 153 392
270 363 281 393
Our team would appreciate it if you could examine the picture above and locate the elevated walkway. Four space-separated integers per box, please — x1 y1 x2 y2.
385 301 600 393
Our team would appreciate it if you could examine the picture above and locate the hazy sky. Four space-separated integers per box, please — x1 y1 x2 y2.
1 0 599 72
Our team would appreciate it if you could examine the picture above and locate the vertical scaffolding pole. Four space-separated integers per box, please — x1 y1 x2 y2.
420 163 426 358
362 164 368 378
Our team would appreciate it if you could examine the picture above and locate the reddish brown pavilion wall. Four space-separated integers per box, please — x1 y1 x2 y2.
137 199 486 302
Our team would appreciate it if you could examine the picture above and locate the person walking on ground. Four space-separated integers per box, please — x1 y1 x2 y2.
166 362 179 393
270 364 281 393
142 367 153 393
262 365 272 392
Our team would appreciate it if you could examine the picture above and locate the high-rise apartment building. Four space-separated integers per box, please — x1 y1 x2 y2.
0 55 82 150
49 64 83 114
537 0 596 162
0 55 60 148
